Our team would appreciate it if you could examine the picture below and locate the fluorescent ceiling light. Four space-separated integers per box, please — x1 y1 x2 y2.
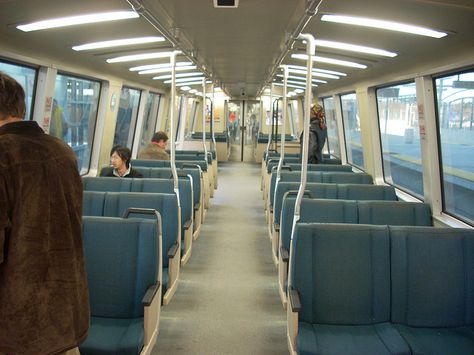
164 77 205 84
294 89 304 93
181 86 191 91
287 68 340 79
291 54 367 69
214 87 222 92
153 72 204 80
273 82 310 90
315 39 397 57
175 81 211 87
287 65 347 76
288 80 318 87
73 36 165 51
130 61 192 71
143 65 197 75
321 14 447 38
277 74 327 84
17 11 139 32
107 51 179 63
189 89 198 94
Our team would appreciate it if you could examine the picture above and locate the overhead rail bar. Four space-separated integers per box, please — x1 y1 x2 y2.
169 51 180 206
127 0 212 80
288 33 315 288
257 0 322 96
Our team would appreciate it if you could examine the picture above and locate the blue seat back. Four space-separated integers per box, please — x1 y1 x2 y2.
280 197 358 253
390 226 474 327
358 201 432 226
131 159 170 168
286 163 352 172
82 176 131 192
83 191 106 216
175 160 207 172
292 223 390 324
174 153 212 164
132 178 193 235
338 184 398 200
82 216 159 318
322 172 373 184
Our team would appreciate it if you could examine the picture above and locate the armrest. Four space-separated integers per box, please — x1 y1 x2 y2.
280 246 289 263
288 287 301 312
273 222 280 232
194 202 201 211
142 282 160 306
167 242 179 258
184 218 192 230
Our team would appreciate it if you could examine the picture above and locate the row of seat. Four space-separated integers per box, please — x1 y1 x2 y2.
80 149 218 354
288 223 474 355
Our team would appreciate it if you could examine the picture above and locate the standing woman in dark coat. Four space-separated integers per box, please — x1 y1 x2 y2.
100 145 143 178
300 104 328 164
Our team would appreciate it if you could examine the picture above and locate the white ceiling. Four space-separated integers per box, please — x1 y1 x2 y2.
0 0 472 97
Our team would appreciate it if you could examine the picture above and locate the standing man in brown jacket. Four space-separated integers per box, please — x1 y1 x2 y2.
0 73 89 354
138 131 170 160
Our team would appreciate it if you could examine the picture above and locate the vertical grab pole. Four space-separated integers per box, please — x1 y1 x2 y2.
288 33 315 288
170 51 180 204
275 66 288 189
265 84 274 155
211 85 216 153
202 78 208 159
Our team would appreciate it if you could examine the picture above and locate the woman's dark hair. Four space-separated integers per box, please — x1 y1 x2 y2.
110 145 132 168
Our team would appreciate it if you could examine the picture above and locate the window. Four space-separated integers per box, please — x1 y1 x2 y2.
340 93 364 169
138 92 161 152
52 73 101 175
434 70 474 223
113 87 141 148
323 96 340 158
376 82 423 198
0 60 37 120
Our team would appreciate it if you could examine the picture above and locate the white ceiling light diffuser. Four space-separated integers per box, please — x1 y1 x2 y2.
277 74 327 84
107 51 180 63
315 39 397 57
73 36 165 51
291 54 367 69
175 81 211 87
321 15 447 38
142 65 197 75
287 68 340 79
129 61 192 71
180 86 191 91
153 72 204 80
17 11 139 32
287 65 347 76
164 77 205 84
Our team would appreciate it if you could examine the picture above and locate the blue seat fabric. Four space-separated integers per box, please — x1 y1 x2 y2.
83 176 131 192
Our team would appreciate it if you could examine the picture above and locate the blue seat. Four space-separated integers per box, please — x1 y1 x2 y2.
82 191 180 304
288 223 410 355
80 216 161 355
132 177 194 264
131 159 170 168
390 226 474 355
82 176 131 192
358 201 431 226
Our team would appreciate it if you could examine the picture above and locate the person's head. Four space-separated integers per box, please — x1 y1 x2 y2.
0 72 26 124
110 145 132 170
310 104 325 122
151 131 168 149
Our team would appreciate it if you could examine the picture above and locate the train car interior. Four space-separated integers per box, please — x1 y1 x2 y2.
0 0 473 354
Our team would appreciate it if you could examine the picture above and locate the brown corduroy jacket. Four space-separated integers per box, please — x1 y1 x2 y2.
0 121 89 355
137 142 170 160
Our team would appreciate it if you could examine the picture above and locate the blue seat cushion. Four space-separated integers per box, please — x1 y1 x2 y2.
80 317 143 355
297 322 410 355
394 324 474 355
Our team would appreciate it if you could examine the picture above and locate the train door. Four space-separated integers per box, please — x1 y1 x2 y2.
227 100 260 161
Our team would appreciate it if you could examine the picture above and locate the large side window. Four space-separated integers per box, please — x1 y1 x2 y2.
0 60 37 120
113 87 141 148
434 70 474 224
376 82 423 198
52 73 101 175
138 92 161 152
322 96 340 158
340 92 364 169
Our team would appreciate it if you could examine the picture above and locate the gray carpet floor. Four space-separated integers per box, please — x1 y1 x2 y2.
152 162 287 354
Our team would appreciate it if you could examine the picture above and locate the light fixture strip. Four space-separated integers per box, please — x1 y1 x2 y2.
107 51 180 63
291 54 367 69
141 65 197 75
315 39 397 57
17 11 139 32
72 36 165 51
164 77 205 84
277 74 327 84
130 61 192 72
287 64 347 76
321 14 447 38
288 68 340 79
154 72 204 80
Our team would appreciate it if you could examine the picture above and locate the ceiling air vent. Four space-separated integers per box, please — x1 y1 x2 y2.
213 0 239 8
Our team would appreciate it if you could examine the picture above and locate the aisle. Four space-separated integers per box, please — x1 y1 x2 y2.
152 162 287 354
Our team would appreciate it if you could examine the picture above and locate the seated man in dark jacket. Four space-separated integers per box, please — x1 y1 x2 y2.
300 104 328 163
138 131 170 160
100 145 143 178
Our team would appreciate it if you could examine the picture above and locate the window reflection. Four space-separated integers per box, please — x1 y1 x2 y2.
341 93 364 169
323 97 340 158
53 73 101 175
377 82 423 198
139 92 161 151
435 70 474 223
113 87 141 148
